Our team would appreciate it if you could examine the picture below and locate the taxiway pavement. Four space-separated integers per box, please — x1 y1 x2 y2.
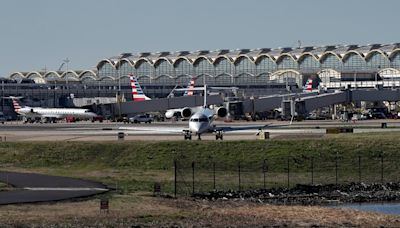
0 171 109 205
0 119 398 141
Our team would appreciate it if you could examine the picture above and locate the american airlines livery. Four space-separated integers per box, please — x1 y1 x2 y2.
10 97 97 123
303 78 320 92
129 74 151 101
120 85 269 140
128 74 201 119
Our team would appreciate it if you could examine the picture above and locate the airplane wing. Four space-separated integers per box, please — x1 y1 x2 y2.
120 124 285 134
118 126 186 134
215 122 294 133
215 124 272 133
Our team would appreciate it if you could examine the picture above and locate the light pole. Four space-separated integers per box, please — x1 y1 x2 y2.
118 59 121 97
375 65 380 86
53 80 57 107
116 53 132 120
63 58 70 96
1 81 4 112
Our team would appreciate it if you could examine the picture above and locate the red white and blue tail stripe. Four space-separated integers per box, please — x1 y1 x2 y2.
129 74 151 101
12 99 22 113
304 78 313 92
183 78 195 96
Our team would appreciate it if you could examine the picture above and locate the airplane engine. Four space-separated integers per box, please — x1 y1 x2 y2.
165 110 175 119
181 107 192 118
216 107 228 118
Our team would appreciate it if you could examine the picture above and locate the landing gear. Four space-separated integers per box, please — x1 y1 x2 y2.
215 130 224 140
183 130 192 140
41 117 56 123
197 134 202 140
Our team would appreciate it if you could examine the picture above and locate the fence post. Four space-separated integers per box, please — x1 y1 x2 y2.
381 154 384 183
263 159 267 189
335 154 338 188
311 156 314 185
213 162 216 190
358 156 361 183
238 162 241 192
287 156 290 189
192 161 195 195
174 160 177 198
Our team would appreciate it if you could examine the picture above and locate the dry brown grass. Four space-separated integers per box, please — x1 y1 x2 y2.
0 193 399 227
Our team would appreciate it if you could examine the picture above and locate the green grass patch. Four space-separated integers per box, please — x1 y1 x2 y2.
0 133 399 194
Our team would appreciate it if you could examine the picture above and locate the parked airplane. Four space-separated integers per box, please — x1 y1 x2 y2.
129 74 151 101
129 74 201 119
303 78 320 92
9 97 98 123
120 85 268 140
164 78 202 119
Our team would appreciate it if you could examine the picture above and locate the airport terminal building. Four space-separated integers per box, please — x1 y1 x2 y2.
4 43 400 107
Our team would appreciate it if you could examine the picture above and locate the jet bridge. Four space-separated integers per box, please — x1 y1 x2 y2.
294 88 400 118
240 92 320 113
116 95 224 115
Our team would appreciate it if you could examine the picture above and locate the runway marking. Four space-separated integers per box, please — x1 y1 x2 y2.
23 187 109 191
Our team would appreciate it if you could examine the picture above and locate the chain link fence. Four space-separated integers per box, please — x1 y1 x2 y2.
173 154 400 196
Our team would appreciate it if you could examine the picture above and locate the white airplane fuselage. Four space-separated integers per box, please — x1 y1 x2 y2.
17 107 97 119
188 108 215 134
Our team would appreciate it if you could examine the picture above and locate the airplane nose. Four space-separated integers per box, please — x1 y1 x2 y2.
192 125 200 133
189 122 201 133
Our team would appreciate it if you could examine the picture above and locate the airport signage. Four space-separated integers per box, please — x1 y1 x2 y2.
100 199 109 212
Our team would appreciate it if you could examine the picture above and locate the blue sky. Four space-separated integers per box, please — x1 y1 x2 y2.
0 0 399 77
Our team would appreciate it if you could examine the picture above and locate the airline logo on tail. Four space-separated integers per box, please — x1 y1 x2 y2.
184 78 195 96
12 100 22 113
304 78 313 92
129 74 151 101
11 98 22 113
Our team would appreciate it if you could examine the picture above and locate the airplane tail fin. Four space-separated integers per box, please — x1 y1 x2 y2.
10 97 23 113
183 78 195 96
304 78 313 92
129 74 151 101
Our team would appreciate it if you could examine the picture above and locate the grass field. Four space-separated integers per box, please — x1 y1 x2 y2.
0 132 399 193
1 132 400 226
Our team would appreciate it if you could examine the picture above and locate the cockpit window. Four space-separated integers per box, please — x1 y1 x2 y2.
191 118 199 122
199 118 208 122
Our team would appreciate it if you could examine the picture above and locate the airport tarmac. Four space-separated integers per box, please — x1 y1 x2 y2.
0 171 109 205
0 119 399 141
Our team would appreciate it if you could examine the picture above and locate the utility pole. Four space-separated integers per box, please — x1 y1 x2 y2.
116 53 132 120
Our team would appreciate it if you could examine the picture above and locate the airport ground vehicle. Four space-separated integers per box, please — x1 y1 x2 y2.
368 112 386 119
91 116 104 122
65 116 76 123
129 114 153 124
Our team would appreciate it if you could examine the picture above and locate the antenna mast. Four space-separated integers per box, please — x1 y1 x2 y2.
203 75 207 108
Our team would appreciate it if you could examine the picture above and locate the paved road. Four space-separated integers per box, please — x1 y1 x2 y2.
0 120 399 141
0 171 109 205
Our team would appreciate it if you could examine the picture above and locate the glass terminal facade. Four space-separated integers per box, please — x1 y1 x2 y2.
8 43 400 98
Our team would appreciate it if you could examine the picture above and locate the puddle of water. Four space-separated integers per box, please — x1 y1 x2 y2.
332 202 400 215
